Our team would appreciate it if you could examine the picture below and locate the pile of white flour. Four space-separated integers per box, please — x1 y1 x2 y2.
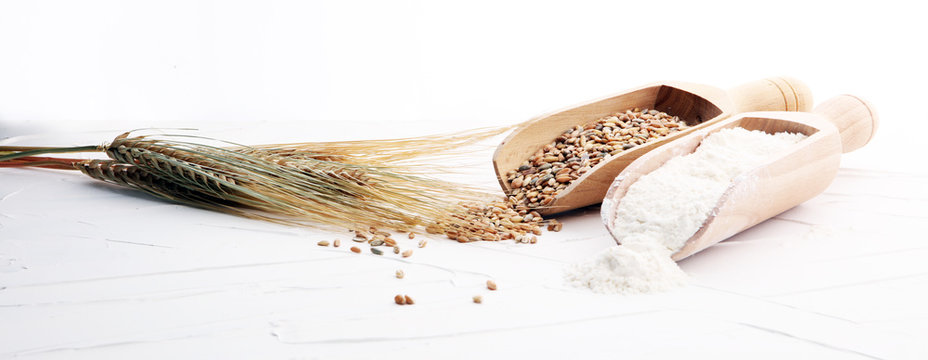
566 127 807 294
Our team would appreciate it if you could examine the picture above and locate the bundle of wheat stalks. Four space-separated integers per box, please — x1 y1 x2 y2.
0 128 555 241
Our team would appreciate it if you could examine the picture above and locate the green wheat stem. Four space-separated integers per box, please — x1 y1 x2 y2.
0 145 103 162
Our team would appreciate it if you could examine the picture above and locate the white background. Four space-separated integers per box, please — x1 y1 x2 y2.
1 1 926 359
1 0 925 173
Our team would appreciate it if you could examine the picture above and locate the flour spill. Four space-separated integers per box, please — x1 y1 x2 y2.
566 127 807 294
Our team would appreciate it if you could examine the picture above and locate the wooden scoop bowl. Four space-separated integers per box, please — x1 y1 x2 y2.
601 95 879 261
493 77 812 215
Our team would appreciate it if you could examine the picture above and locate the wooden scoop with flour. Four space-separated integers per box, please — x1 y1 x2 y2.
493 77 812 215
601 95 879 261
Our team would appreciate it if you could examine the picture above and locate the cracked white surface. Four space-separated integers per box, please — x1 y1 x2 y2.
2 151 927 359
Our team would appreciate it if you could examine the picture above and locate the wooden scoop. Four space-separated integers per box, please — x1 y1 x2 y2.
493 77 812 215
601 95 879 261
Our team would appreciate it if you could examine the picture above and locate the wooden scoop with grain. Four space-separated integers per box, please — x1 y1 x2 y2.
601 95 879 261
493 77 812 215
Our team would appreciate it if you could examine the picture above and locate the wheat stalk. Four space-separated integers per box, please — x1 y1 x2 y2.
78 159 228 204
246 126 514 167
0 128 510 233
75 159 325 226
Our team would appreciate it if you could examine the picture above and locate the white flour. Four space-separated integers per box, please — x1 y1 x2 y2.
565 242 687 294
566 127 807 294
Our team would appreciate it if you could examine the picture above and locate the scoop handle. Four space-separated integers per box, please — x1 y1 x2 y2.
728 76 813 113
813 95 879 153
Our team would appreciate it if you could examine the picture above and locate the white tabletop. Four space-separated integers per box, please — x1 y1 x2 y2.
3 159 926 359
2 1 927 359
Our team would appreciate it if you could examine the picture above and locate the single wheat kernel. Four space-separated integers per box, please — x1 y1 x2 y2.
418 239 427 248
408 232 416 239
394 294 406 305
404 295 414 305
350 246 361 253
333 239 341 247
473 295 483 304
317 240 330 246
396 269 405 279
402 249 413 258
487 280 497 291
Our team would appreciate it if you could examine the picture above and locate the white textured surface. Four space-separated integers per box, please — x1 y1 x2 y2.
2 139 927 359
2 1 927 359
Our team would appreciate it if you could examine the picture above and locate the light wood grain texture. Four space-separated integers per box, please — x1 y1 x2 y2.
493 77 812 215
812 95 879 153
601 95 879 261
729 76 813 114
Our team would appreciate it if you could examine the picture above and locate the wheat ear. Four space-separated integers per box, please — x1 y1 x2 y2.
0 127 525 235
102 133 496 231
